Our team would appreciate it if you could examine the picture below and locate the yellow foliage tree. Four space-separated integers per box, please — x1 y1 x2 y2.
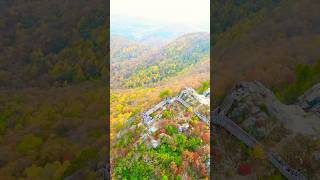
251 144 266 160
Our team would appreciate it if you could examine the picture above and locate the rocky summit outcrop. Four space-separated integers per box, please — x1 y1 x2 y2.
227 81 320 138
113 87 211 178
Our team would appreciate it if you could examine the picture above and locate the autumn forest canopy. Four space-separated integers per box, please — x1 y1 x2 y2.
0 0 108 88
0 0 108 179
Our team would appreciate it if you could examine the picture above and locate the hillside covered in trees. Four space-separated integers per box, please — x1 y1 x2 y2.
0 0 108 179
212 0 320 100
0 0 108 88
111 32 210 88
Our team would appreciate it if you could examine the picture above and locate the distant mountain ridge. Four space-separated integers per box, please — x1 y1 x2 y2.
110 32 210 88
111 15 208 47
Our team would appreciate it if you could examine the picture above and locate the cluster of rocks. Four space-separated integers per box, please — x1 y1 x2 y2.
227 81 279 139
226 81 320 138
140 88 210 149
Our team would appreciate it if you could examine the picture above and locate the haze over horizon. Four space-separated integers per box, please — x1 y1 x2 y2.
111 0 210 34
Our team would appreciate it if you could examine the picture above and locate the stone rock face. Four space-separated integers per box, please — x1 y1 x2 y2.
228 81 320 137
151 139 159 148
298 83 320 115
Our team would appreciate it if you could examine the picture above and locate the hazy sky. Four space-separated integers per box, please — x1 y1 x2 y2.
111 0 209 30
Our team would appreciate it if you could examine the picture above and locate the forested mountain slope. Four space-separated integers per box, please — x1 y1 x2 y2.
110 36 153 62
0 0 108 179
0 0 108 88
211 0 283 42
212 0 320 98
111 32 210 88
